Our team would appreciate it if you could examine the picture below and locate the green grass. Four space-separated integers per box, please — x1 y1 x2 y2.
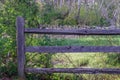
51 36 120 80
26 35 120 80
52 53 120 68
26 35 120 46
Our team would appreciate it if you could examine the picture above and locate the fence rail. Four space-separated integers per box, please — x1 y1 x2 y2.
25 46 120 53
25 68 120 74
25 28 120 35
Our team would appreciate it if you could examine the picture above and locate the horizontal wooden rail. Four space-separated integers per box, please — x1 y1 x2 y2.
25 46 120 53
25 28 120 35
25 68 120 74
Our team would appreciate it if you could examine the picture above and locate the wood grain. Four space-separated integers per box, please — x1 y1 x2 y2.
25 46 120 53
25 28 120 35
16 16 25 79
26 68 120 74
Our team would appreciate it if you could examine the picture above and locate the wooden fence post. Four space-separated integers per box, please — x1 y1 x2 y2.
16 16 25 80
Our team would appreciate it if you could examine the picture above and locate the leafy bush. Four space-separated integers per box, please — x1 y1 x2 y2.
0 0 40 77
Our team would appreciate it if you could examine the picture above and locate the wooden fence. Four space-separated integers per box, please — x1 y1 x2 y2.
16 16 120 79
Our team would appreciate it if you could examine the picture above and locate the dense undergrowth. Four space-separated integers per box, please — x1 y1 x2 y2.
0 0 120 80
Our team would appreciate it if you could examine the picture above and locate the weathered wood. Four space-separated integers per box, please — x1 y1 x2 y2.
25 68 120 74
25 46 120 53
16 16 25 79
25 28 120 35
17 16 120 76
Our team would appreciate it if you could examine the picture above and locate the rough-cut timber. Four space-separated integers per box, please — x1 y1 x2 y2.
25 68 120 74
25 28 120 35
25 46 120 53
16 16 25 79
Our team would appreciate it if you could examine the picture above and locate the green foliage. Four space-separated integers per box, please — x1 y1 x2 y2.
0 0 40 77
99 17 110 26
63 14 77 25
79 7 109 26
40 4 60 24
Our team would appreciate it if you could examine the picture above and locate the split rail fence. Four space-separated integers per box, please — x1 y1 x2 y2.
16 16 120 79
